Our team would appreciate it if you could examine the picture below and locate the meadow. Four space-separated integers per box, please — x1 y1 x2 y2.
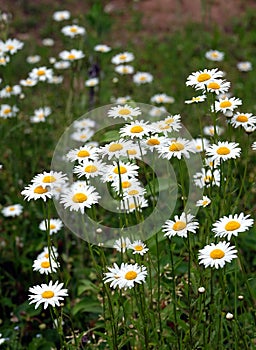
0 1 256 349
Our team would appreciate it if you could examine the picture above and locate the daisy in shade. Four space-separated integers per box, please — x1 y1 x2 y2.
157 137 195 160
1 204 23 217
70 129 94 142
192 138 210 152
108 104 141 121
61 25 86 38
142 135 168 152
52 10 70 21
60 182 100 214
66 145 99 163
113 237 131 252
202 79 231 95
196 196 211 207
3 38 24 54
37 246 58 260
29 66 53 82
115 65 134 75
212 213 254 240
162 212 199 238
203 125 224 137
94 44 111 53
185 95 206 104
21 183 52 201
133 72 153 85
150 93 175 104
120 120 152 139
32 171 68 189
99 139 132 160
32 257 59 274
214 97 242 116
206 141 241 162
85 77 99 87
193 167 220 188
104 262 147 290
102 161 139 183
39 218 63 235
73 160 106 179
230 112 256 129
129 240 149 256
59 49 85 61
237 61 252 72
252 142 256 150
28 280 68 309
186 68 224 89
198 241 237 269
111 52 134 65
205 50 224 62
119 196 148 213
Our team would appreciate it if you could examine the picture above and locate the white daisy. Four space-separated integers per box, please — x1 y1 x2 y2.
54 60 71 69
212 213 254 240
198 241 237 269
119 120 152 139
186 68 224 89
0 84 21 98
205 50 224 62
1 204 23 217
21 183 52 201
85 77 99 87
0 55 10 66
230 112 256 129
112 96 131 104
115 65 134 75
126 143 147 160
107 104 141 121
111 52 134 65
133 72 153 85
203 125 224 137
73 118 96 129
103 262 122 289
252 142 256 150
26 55 41 64
214 97 242 116
59 49 85 61
70 129 94 142
122 184 147 199
39 218 63 235
98 139 133 160
20 78 37 87
29 66 53 82
202 79 231 95
52 10 70 21
31 171 68 189
113 237 131 252
237 61 252 72
206 141 241 162
42 38 54 46
60 182 100 214
73 160 106 179
119 196 148 213
162 212 199 238
129 240 149 255
0 104 19 118
196 196 211 207
66 145 99 163
185 95 206 104
32 257 59 274
111 178 141 195
94 44 111 53
157 137 195 160
37 246 58 260
192 138 210 152
28 280 68 309
30 106 52 123
142 135 168 152
3 38 24 54
102 161 139 183
193 168 220 188
148 106 167 117
150 93 175 104
61 25 86 38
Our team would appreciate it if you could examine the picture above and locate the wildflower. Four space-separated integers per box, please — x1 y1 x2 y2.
214 97 242 116
0 104 19 118
0 55 10 66
0 84 21 98
157 137 195 160
129 240 149 255
30 107 52 123
119 120 152 139
198 241 237 269
113 237 131 252
59 49 85 61
148 106 167 117
42 38 54 46
29 66 53 82
2 38 23 54
185 95 206 104
28 280 68 309
230 112 256 129
52 10 71 21
66 145 99 163
198 286 206 293
226 312 234 320
31 171 67 189
21 183 52 201
115 65 134 75
102 161 139 183
108 104 141 121
32 257 59 274
196 196 211 207
151 117 182 134
186 68 224 89
99 139 133 160
37 246 58 260
61 25 86 38
123 184 147 199
113 96 131 104
151 93 175 104
143 135 168 151
192 138 210 152
162 212 199 238
20 78 37 87
111 52 134 65
60 182 100 214
54 60 71 69
1 204 23 217
73 118 96 129
237 61 252 72
133 72 153 85
111 178 141 194
202 79 231 95
193 168 220 188
212 213 254 240
0 333 8 345
118 196 148 213
206 141 241 162
94 44 111 53
26 55 41 64
126 143 147 159
70 129 94 142
73 160 106 179
203 125 224 136
252 142 256 151
205 50 224 61
85 77 99 87
39 218 63 235
48 75 63 84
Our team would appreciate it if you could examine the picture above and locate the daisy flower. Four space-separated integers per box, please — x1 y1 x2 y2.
113 237 131 252
123 184 147 199
42 38 54 46
203 125 224 137
185 95 206 104
162 212 199 238
61 25 86 38
192 138 210 152
186 68 224 89
119 196 148 213
104 263 147 290
85 77 99 87
157 137 195 160
52 10 70 21
60 182 100 214
150 93 175 104
28 280 68 309
32 257 59 275
3 38 24 54
31 171 68 189
73 160 106 179
142 135 168 151
0 55 10 66
39 218 63 235
202 79 231 95
113 96 131 104
212 213 254 240
133 72 153 85
59 49 85 61
214 97 242 116
29 66 53 82
151 120 181 135
102 161 139 183
21 183 52 201
148 106 167 117
193 168 220 188
198 241 237 269
206 141 241 162
119 120 152 139
0 84 21 98
30 106 52 123
115 65 134 75
54 61 71 70
98 139 133 160
20 78 37 87
26 55 41 64
107 104 141 121
126 143 147 160
230 112 256 129
237 61 252 72
129 240 149 255
70 129 94 142
73 118 96 129
205 50 224 61
94 44 111 53
196 196 211 207
111 178 141 194
0 104 19 118
37 246 58 260
111 52 134 65
66 145 99 163
1 204 23 217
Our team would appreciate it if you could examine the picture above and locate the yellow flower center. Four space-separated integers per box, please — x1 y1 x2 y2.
119 108 131 115
211 52 219 58
44 253 49 258
77 150 90 157
197 73 211 82
134 245 143 251
7 45 14 50
122 67 129 73
70 27 78 32
122 181 132 188
0 58 6 63
202 200 209 206
127 149 137 155
80 134 87 139
72 193 88 203
41 290 54 298
41 261 50 268
204 175 212 183
128 189 139 195
225 220 241 231
236 115 248 123
3 108 11 114
219 101 232 108
42 175 56 183
68 54 76 60
125 270 138 280
165 117 174 124
50 224 56 229
207 82 220 90
196 145 202 150
84 165 98 173
139 76 146 81
34 186 48 194
173 221 186 231
9 207 15 211
147 138 160 146
119 54 127 60
37 69 46 76
216 146 230 155
6 86 12 92
210 249 225 259
129 203 136 209
113 166 127 174
169 142 184 152
130 126 144 133
192 97 201 101
109 143 123 152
